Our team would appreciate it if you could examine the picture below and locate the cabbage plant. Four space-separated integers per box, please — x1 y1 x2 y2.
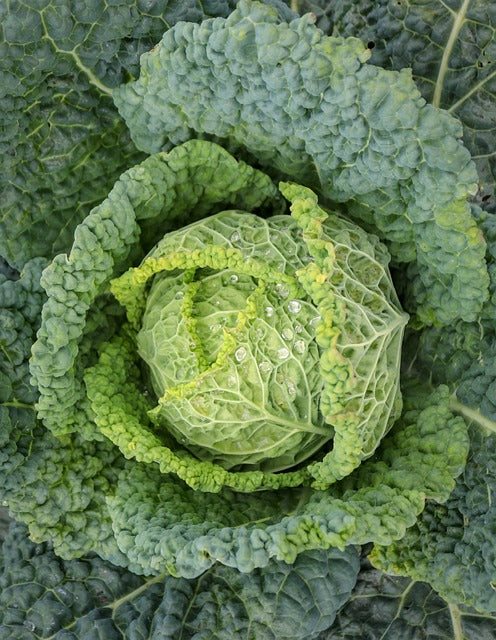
1 1 496 638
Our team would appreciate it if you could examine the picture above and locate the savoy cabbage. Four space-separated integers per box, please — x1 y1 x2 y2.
1 0 496 638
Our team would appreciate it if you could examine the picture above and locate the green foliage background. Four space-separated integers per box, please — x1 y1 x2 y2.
1 1 496 638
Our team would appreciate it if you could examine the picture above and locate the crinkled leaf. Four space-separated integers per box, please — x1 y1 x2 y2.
0 257 47 412
377 313 496 613
0 257 127 566
114 0 488 326
401 203 496 415
89 181 405 490
0 0 247 269
403 318 496 429
21 138 467 579
473 205 496 319
2 256 468 581
30 140 282 440
371 426 496 614
319 557 496 639
0 521 359 640
98 384 467 578
328 0 496 212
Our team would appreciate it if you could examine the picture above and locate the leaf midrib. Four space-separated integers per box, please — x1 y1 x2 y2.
433 0 472 108
450 395 496 434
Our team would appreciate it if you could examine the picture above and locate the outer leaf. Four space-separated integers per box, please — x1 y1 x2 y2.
328 0 496 212
376 315 496 613
0 0 246 269
1 254 366 626
0 257 46 414
22 138 468 578
473 205 496 319
113 0 489 326
3 258 466 580
97 384 467 578
319 557 496 639
0 521 359 640
388 236 496 613
401 204 496 418
403 318 496 429
0 255 128 567
370 417 496 614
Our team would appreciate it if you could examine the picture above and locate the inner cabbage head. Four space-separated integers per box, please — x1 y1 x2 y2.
109 182 408 485
137 213 328 472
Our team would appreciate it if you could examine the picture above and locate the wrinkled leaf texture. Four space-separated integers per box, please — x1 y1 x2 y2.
1 0 496 637
0 520 359 640
0 0 273 269
318 556 496 640
328 0 496 212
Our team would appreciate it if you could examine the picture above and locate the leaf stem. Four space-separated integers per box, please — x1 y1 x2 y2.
449 396 496 434
40 10 113 97
448 68 496 114
106 573 168 610
448 603 464 640
1 400 35 410
432 0 471 107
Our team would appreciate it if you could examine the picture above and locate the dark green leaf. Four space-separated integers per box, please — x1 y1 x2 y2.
0 0 242 269
0 521 359 639
320 557 496 639
329 0 496 212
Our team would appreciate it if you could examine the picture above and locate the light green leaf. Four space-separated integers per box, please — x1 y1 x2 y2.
30 140 280 440
20 138 467 580
95 181 406 490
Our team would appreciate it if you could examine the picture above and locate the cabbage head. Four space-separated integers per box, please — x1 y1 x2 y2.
107 177 407 488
